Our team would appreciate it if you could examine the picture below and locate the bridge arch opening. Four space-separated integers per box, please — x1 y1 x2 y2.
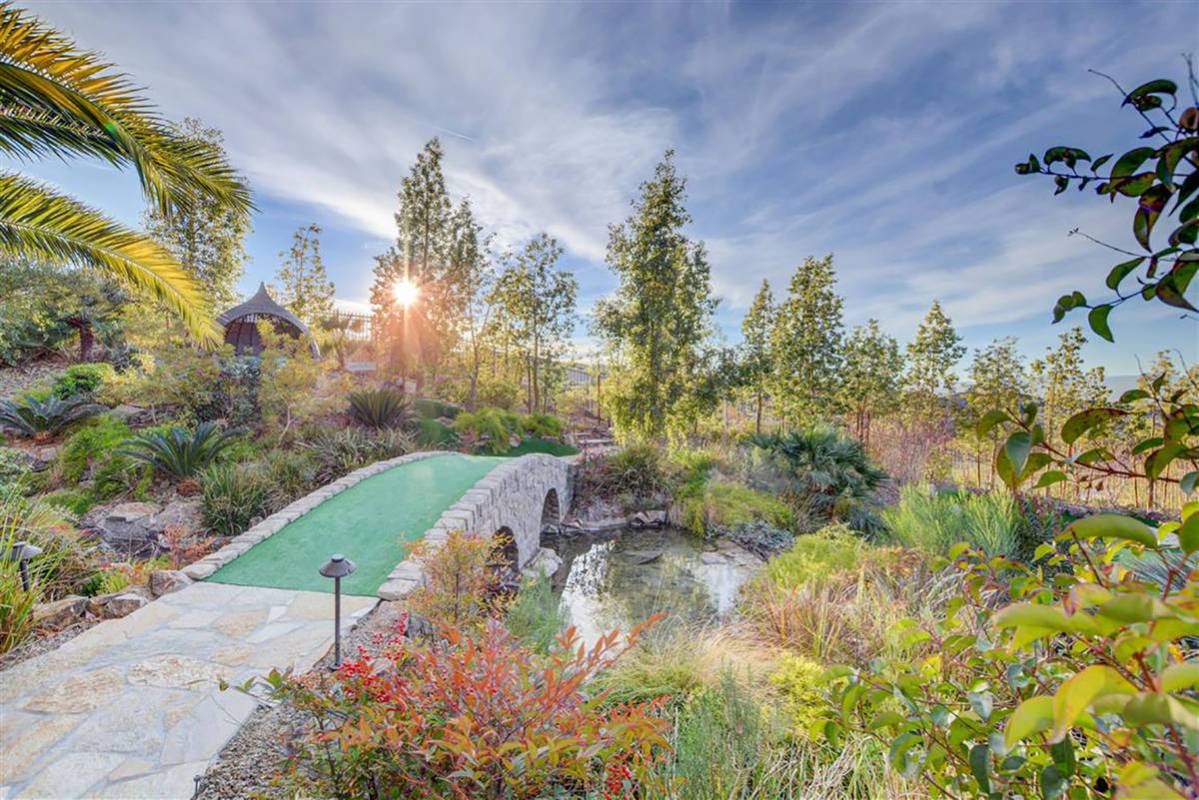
491 526 520 586
540 488 561 529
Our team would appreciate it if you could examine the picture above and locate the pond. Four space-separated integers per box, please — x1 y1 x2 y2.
542 526 762 646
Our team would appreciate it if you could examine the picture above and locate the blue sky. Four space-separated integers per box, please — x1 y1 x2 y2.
16 0 1199 375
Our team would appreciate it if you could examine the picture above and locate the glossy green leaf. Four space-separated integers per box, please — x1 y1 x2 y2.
1066 514 1157 548
1111 147 1156 178
1052 666 1136 741
1005 431 1032 476
975 409 1011 438
969 744 990 793
1062 408 1125 444
1005 696 1053 747
1123 79 1178 107
1182 470 1198 495
1033 470 1067 489
1041 764 1067 799
1106 257 1145 290
1123 693 1199 731
1160 663 1199 693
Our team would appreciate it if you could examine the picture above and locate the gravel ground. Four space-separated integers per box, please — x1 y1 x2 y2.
0 620 96 673
196 600 409 800
0 356 69 400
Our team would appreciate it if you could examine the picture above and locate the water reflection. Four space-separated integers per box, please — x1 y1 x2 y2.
544 527 760 646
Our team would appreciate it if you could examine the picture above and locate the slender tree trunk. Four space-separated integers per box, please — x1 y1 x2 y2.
755 389 763 435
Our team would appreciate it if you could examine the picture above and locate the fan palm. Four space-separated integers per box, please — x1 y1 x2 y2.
0 4 253 341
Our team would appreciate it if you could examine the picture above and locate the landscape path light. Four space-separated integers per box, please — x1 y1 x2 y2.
319 553 357 668
6 541 43 591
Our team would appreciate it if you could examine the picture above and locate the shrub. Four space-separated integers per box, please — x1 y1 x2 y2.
41 488 93 516
261 448 320 510
824 511 1199 799
681 480 794 538
771 654 829 739
576 444 678 509
118 421 238 481
51 362 115 400
0 491 76 652
0 395 104 440
499 437 579 457
413 397 460 420
347 387 413 429
201 463 272 536
452 407 521 454
504 573 566 654
0 448 32 492
766 525 863 590
405 530 504 633
881 484 1020 558
301 427 412 483
521 411 563 440
55 416 131 483
415 416 456 448
245 616 670 798
750 427 886 530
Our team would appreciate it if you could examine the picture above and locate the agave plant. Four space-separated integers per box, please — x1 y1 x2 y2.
117 422 237 482
347 387 413 430
0 395 102 440
0 5 252 340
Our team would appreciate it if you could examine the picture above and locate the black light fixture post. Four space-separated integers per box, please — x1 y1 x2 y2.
6 541 43 591
319 554 357 667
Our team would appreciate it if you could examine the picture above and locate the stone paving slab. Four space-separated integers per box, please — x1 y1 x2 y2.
0 582 375 800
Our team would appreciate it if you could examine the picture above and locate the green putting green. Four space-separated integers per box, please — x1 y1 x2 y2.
207 453 504 596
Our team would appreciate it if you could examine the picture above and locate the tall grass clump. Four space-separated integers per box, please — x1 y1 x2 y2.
0 491 72 653
881 484 1020 557
765 525 862 590
503 573 565 654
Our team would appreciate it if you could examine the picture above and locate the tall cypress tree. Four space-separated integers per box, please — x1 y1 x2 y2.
740 279 775 434
371 138 453 378
594 151 716 441
770 254 844 426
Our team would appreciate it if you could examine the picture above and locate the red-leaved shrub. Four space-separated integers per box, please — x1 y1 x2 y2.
254 613 669 799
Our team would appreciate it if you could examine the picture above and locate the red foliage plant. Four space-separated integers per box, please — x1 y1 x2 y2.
249 612 670 800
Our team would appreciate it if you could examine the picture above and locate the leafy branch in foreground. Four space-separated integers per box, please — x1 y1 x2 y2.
824 510 1199 800
977 368 1198 496
0 2 253 341
1014 69 1199 340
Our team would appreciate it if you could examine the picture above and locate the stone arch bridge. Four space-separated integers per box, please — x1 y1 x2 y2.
378 453 572 598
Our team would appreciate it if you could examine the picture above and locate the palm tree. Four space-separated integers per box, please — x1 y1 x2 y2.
0 3 253 342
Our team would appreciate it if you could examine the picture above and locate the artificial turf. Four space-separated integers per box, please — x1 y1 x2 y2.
206 453 503 596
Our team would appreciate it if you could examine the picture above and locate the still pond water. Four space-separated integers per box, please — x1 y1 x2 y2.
542 526 761 645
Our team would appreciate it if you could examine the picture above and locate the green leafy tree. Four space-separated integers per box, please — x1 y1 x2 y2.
0 6 252 341
142 118 250 313
594 151 717 440
904 300 966 419
274 224 334 329
492 234 577 414
838 319 904 445
1027 327 1109 449
769 254 843 426
371 138 452 379
740 280 775 434
965 337 1028 486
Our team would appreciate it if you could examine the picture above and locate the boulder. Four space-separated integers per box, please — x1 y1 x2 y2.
108 405 152 425
33 595 89 628
85 499 204 558
630 509 668 528
94 592 148 619
148 569 192 598
85 502 162 557
522 547 563 579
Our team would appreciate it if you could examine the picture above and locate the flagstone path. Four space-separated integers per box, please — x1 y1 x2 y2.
0 582 375 799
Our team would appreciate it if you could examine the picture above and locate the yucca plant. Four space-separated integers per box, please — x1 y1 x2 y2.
0 4 253 340
117 421 237 484
0 394 102 440
347 387 413 430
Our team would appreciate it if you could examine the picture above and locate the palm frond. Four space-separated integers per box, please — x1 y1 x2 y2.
0 171 218 343
0 3 253 218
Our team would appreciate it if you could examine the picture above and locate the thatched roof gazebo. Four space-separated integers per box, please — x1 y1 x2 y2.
217 283 320 358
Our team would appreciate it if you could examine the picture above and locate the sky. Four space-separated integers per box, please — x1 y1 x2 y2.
14 0 1199 376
